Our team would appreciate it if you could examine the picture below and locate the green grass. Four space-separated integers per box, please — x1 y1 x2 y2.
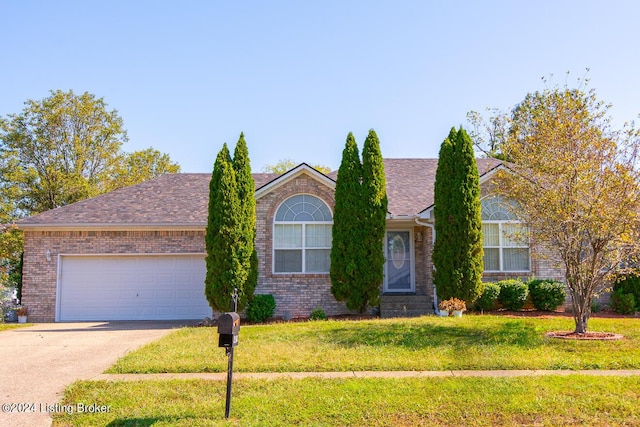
0 322 30 331
108 315 640 373
53 375 640 426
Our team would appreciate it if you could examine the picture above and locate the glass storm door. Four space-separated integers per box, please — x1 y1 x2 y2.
384 231 413 292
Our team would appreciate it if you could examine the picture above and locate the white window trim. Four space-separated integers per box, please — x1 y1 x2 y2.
272 221 333 274
272 194 333 274
482 220 531 273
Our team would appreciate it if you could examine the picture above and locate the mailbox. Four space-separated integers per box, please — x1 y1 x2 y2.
218 312 240 348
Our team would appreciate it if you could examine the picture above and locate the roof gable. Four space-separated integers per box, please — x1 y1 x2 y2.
254 163 335 200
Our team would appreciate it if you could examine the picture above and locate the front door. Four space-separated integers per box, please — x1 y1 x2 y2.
384 230 414 292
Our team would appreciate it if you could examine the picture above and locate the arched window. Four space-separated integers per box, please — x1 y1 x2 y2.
481 196 530 272
273 194 333 273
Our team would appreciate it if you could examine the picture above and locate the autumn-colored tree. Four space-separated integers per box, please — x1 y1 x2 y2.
486 81 640 334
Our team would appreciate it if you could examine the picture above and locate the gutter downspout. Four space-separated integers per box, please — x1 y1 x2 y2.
414 217 439 314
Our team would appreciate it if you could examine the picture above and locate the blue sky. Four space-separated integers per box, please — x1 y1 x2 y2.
2 1 639 173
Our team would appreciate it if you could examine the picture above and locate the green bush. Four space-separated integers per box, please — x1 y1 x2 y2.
614 275 640 311
246 294 276 323
528 279 566 311
474 282 501 312
610 290 636 315
309 307 327 321
497 279 529 311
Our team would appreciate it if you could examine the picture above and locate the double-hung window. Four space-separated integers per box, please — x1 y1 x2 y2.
273 195 333 273
481 196 530 272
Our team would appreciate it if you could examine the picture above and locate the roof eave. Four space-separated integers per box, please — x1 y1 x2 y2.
18 223 206 232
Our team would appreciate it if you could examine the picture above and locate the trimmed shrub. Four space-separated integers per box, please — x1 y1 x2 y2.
246 294 276 323
474 282 501 312
614 275 640 311
528 279 566 311
497 279 529 311
611 290 636 315
309 307 327 321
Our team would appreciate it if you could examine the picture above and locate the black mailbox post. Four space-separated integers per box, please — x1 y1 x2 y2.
218 312 240 348
218 289 239 420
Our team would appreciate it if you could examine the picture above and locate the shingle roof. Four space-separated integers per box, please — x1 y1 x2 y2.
17 173 279 229
17 159 503 228
384 158 503 215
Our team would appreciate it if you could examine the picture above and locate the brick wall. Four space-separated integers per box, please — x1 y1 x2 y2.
22 172 354 323
255 173 355 318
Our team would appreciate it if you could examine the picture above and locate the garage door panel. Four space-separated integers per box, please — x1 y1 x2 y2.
59 255 211 321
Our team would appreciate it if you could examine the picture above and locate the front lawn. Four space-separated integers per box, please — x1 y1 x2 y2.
54 376 640 426
109 315 640 373
0 322 29 332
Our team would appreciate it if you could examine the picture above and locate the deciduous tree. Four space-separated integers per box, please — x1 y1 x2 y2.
485 81 640 333
0 90 179 295
108 148 180 190
0 90 127 213
263 158 331 174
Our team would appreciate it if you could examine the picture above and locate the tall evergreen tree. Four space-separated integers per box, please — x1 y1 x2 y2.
232 132 257 310
433 127 484 303
205 144 243 312
330 133 363 303
433 128 458 300
454 128 484 302
357 129 388 312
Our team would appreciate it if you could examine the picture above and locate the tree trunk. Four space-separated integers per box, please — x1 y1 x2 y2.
573 307 590 334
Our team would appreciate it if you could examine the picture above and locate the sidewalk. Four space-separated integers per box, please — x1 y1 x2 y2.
92 369 640 382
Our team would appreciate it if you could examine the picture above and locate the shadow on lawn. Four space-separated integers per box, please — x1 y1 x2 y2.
106 417 181 426
324 319 543 350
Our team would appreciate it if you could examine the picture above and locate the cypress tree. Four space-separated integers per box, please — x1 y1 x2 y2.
357 129 388 312
433 127 483 303
455 127 484 303
330 133 363 303
232 132 257 310
433 128 459 300
205 144 243 312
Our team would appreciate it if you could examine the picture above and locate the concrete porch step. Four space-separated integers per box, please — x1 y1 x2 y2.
380 294 432 318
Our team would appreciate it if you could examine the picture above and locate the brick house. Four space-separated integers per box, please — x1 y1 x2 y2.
18 159 563 322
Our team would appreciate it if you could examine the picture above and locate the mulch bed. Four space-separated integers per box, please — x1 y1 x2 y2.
545 331 624 340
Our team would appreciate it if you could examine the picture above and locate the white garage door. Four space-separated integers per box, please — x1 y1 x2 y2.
58 255 212 321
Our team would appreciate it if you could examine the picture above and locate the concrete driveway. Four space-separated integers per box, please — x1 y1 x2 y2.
0 321 190 427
